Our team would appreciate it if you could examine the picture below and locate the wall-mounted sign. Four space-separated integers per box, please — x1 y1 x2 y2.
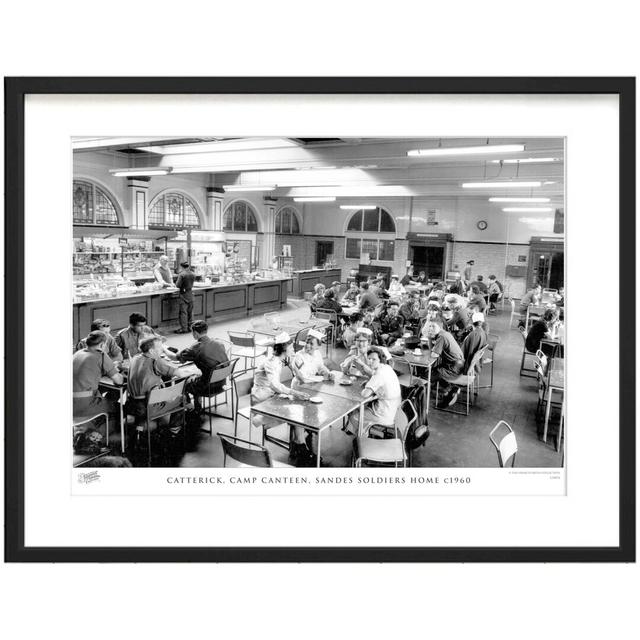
427 209 438 225
518 255 527 262
118 237 128 247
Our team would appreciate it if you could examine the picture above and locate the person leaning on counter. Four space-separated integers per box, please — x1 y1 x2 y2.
153 255 175 288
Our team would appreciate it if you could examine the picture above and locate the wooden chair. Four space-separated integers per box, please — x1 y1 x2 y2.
354 399 417 468
435 346 488 416
518 326 537 378
489 420 518 467
218 433 293 468
198 358 239 434
228 331 268 374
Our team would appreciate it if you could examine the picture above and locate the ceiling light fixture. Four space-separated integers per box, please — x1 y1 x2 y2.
136 137 299 155
490 157 559 164
408 144 524 157
502 207 554 212
111 167 171 177
293 197 336 202
223 185 276 192
462 181 542 188
489 197 551 203
339 205 376 210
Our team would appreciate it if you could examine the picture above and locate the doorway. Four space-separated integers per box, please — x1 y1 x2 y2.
410 244 445 279
530 250 564 290
315 241 334 267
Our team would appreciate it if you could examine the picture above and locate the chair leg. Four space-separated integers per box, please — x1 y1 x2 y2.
208 394 212 435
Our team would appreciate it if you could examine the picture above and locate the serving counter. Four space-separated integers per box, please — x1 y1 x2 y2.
72 278 291 344
290 268 342 298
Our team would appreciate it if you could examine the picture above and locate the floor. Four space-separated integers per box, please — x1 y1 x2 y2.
115 298 562 469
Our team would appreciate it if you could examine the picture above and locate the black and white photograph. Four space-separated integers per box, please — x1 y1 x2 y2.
71 135 566 472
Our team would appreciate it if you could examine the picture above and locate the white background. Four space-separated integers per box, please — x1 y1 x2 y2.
1 2 638 640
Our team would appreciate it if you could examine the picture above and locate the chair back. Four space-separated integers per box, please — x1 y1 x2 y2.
314 310 338 325
147 379 187 421
208 358 239 385
393 358 412 377
218 433 272 468
294 327 312 352
488 333 499 352
466 345 488 377
228 331 256 348
234 375 254 399
489 420 518 467
397 398 417 438
518 325 527 342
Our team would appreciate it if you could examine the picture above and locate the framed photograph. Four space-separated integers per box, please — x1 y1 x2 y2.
4 77 635 562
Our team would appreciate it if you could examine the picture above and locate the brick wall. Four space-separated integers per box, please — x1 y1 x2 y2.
450 242 530 299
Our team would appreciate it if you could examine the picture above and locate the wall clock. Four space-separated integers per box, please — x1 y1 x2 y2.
477 220 488 231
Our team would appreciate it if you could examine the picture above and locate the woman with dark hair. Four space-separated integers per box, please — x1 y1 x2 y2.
316 288 343 314
525 308 560 355
251 332 312 465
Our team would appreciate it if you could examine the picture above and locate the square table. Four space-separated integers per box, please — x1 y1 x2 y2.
250 392 360 467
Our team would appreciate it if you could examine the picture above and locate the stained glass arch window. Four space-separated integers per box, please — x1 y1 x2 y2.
72 179 122 226
223 200 259 232
148 192 202 229
275 206 301 234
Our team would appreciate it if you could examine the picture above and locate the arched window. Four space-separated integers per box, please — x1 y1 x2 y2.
275 206 301 234
73 179 121 225
223 200 259 232
148 192 201 229
345 207 396 261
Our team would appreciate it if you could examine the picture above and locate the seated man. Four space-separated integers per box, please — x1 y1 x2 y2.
519 285 542 325
125 336 182 434
387 274 405 300
526 308 560 356
174 320 229 413
461 312 488 373
400 268 413 286
348 347 402 435
422 319 466 408
412 270 427 284
73 330 124 419
76 318 123 364
487 275 502 312
341 281 360 304
116 312 166 360
378 300 405 346
399 291 421 330
316 288 343 314
309 283 326 313
358 282 380 311
447 276 465 296
341 312 364 349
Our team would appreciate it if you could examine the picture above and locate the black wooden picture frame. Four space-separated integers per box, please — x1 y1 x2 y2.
4 77 635 562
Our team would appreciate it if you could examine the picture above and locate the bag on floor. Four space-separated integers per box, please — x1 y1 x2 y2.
403 384 430 450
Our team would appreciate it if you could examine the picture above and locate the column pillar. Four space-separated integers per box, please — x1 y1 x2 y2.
206 187 225 231
260 200 277 268
126 177 150 229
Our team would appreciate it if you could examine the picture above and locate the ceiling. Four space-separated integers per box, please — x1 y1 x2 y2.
73 136 565 203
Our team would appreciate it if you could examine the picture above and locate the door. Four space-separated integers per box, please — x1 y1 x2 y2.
410 244 445 279
315 241 334 267
530 250 564 289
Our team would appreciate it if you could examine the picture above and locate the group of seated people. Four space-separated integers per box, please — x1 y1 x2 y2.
72 313 231 456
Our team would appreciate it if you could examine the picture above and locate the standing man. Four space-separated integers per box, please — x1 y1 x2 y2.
463 260 475 289
175 320 229 412
175 261 196 334
153 255 174 288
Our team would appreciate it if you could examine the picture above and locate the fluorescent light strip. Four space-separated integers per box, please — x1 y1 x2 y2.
294 197 336 202
340 205 376 210
502 207 553 212
111 168 171 177
491 157 559 164
462 181 541 188
489 197 550 203
408 144 524 157
136 137 300 155
223 185 276 192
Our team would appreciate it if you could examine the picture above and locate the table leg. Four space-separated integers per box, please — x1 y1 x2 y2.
119 388 125 454
317 430 322 468
426 365 432 415
543 387 553 443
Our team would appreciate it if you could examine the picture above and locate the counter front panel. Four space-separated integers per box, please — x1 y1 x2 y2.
291 269 342 298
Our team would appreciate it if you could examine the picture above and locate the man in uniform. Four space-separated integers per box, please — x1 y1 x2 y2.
175 261 196 333
76 318 123 364
174 320 229 412
116 312 161 359
378 300 405 346
73 330 124 419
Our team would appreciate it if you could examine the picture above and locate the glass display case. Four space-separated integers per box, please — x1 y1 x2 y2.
275 255 294 276
72 250 164 279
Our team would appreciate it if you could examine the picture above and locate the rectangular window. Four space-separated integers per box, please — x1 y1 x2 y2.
345 238 361 259
361 238 378 260
378 239 395 261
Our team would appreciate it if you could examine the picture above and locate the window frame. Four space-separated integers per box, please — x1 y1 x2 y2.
275 206 302 235
148 191 202 230
223 199 260 232
344 206 396 262
72 178 122 226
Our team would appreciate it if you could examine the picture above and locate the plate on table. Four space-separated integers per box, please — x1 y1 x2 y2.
339 377 353 386
309 396 323 404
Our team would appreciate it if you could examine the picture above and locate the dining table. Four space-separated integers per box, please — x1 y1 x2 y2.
249 391 361 467
397 348 439 413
